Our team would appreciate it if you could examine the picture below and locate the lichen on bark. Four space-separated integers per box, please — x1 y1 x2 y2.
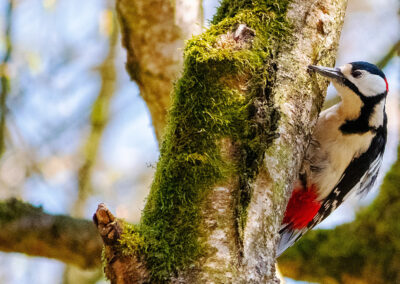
240 0 347 281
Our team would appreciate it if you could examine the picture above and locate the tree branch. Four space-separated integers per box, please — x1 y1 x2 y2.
240 1 347 281
93 203 150 283
0 198 102 269
116 0 203 141
376 39 400 69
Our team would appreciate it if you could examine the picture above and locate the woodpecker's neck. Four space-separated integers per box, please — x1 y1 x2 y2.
336 87 386 135
337 88 364 120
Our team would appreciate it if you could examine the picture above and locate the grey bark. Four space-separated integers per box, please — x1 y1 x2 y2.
241 1 347 282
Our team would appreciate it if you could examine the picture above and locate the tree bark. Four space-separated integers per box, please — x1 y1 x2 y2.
95 0 347 283
239 0 347 281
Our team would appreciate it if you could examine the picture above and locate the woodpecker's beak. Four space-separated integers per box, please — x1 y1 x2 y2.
308 65 345 83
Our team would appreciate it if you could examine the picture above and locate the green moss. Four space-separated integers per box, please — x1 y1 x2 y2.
0 198 43 224
135 1 292 281
213 0 289 25
118 222 145 256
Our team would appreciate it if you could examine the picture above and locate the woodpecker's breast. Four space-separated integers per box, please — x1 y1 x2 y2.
306 105 375 200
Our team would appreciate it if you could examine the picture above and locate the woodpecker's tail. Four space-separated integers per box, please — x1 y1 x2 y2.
277 224 305 256
277 185 322 256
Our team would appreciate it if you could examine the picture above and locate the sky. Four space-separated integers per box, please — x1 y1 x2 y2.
0 0 399 283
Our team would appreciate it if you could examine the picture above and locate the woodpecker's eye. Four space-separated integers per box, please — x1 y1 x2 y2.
352 70 362 78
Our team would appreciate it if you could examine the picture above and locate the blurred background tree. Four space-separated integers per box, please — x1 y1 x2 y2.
0 0 398 283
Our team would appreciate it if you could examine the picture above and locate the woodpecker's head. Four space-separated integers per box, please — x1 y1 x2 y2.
308 61 388 99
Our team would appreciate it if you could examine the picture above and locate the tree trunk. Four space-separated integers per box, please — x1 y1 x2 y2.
94 0 348 283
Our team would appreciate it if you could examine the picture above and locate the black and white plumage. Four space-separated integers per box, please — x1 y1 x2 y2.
278 61 389 256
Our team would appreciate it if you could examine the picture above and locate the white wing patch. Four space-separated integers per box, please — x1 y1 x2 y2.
357 154 382 196
313 153 383 224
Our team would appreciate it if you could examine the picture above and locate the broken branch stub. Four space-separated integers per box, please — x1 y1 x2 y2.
93 204 150 284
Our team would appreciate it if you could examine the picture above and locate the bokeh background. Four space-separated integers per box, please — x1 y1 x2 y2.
0 0 398 283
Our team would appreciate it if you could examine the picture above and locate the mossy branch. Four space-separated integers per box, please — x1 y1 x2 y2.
278 142 400 284
93 204 149 283
102 0 348 282
116 0 203 141
0 198 102 269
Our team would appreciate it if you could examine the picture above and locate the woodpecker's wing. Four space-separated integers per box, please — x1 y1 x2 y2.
308 122 387 229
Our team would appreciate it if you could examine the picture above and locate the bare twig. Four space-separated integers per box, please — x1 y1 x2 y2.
0 0 14 158
75 11 118 216
376 40 400 69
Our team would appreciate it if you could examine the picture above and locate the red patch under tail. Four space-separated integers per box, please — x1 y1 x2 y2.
282 184 321 229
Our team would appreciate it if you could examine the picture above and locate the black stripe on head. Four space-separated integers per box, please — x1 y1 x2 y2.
338 64 387 102
334 62 387 135
341 75 386 102
351 61 386 79
339 64 386 135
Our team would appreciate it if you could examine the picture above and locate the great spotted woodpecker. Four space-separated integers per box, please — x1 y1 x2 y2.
278 61 389 256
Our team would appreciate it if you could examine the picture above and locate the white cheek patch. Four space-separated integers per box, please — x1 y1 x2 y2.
349 73 387 97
